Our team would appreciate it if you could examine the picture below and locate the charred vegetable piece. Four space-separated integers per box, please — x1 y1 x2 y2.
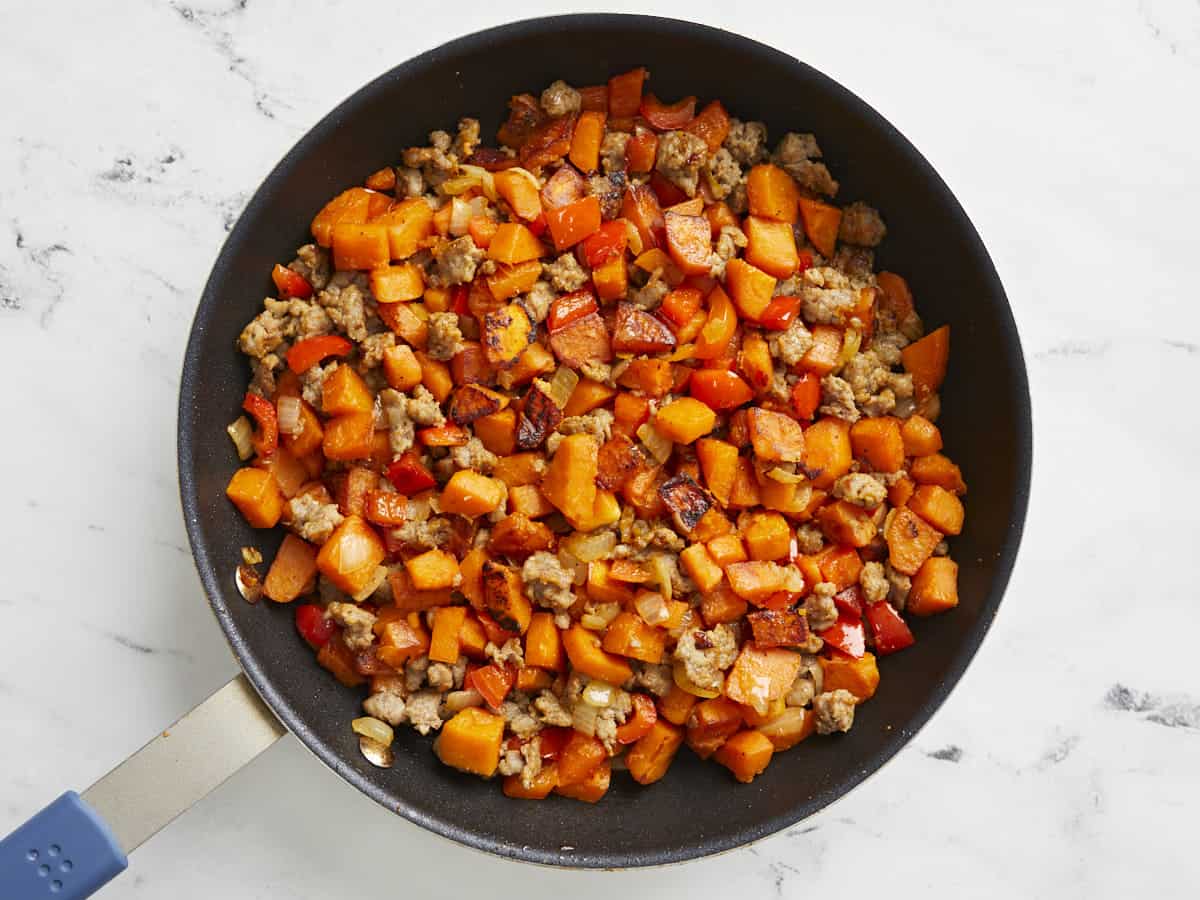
658 472 714 534
515 379 564 450
482 303 533 368
612 302 677 354
449 383 510 425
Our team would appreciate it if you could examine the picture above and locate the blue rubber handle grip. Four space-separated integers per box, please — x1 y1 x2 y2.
0 792 127 899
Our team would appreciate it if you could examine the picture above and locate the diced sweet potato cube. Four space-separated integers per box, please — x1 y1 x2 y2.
901 325 950 399
503 763 558 799
331 222 389 271
596 433 643 491
473 407 518 456
910 453 967 495
492 452 546 488
321 364 373 415
746 164 800 223
900 414 943 457
382 344 423 392
798 325 843 375
695 438 738 507
743 511 791 561
850 417 905 473
885 507 943 575
724 644 802 715
317 637 364 687
482 560 533 633
816 500 878 548
663 211 713 276
378 300 428 349
428 605 468 664
494 169 543 221
515 380 563 450
686 696 743 759
373 197 434 259
524 611 564 670
707 533 748 568
321 413 375 462
744 216 799 278
405 548 461 592
549 312 612 369
563 378 617 417
565 488 621 532
820 651 880 701
727 456 762 508
487 512 554 559
487 222 545 265
625 718 684 785
226 467 284 528
654 397 716 445
540 432 599 524
616 358 674 398
387 568 454 614
908 557 959 616
440 470 507 518
586 560 635 605
699 582 748 626
714 729 775 783
797 196 842 257
680 543 724 592
369 263 424 303
262 533 318 602
435 707 505 777
907 484 965 535
316 515 385 596
801 418 852 489
482 303 533 369
311 187 372 247
563 623 634 684
725 257 776 321
746 609 809 648
554 758 610 803
592 255 628 301
449 383 509 426
658 472 714 535
724 560 788 603
747 408 805 463
612 302 677 354
737 332 774 396
888 474 916 508
602 612 667 664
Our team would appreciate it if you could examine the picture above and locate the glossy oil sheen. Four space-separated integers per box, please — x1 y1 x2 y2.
178 14 1032 868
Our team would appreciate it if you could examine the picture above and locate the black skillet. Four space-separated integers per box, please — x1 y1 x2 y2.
173 13 1031 870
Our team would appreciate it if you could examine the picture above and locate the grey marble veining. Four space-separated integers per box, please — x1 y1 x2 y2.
1 0 1197 897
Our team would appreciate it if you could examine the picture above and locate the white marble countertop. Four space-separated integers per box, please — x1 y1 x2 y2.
2 1 1197 896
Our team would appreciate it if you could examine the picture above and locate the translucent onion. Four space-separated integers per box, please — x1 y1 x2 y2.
226 416 254 461
624 218 644 256
448 197 472 236
580 613 609 631
593 602 621 625
668 606 699 640
636 423 673 464
276 396 302 437
439 170 483 196
352 716 395 746
582 680 616 708
647 553 675 601
766 465 805 484
358 736 394 768
546 366 580 409
507 166 542 194
672 661 721 699
560 530 617 563
467 195 488 220
459 164 497 201
634 590 670 626
836 327 862 370
572 701 601 736
352 564 389 603
444 689 484 713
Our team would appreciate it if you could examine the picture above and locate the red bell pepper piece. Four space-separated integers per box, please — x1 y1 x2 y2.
451 284 471 316
295 603 335 649
819 614 866 659
242 391 278 457
659 286 704 327
286 334 353 374
548 289 598 333
833 585 864 620
468 663 515 711
475 609 518 646
526 212 548 238
417 423 470 447
538 726 573 759
648 171 688 208
689 368 754 411
271 263 313 299
790 372 821 420
797 250 814 274
607 67 646 118
758 295 802 331
760 590 801 612
864 601 916 655
639 93 697 130
582 220 628 268
615 694 658 744
385 451 436 494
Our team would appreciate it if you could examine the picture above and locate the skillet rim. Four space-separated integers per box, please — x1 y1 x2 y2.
177 12 1032 868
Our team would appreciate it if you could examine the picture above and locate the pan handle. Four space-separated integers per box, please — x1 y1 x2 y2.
0 674 285 898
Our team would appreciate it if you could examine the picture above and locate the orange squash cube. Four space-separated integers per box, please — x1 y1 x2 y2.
725 257 777 321
801 417 853 489
626 719 684 785
428 605 468 664
321 413 375 461
850 416 905 473
900 414 943 457
440 470 506 517
315 515 385 596
562 624 634 684
311 187 372 247
369 263 424 303
756 706 816 751
331 222 389 271
746 164 800 223
435 707 505 777
820 651 880 701
743 511 791 561
907 484 965 535
405 548 461 592
744 216 799 278
713 729 775 783
226 467 284 528
321 364 373 415
602 612 667 665
487 222 545 264
524 611 564 670
908 557 959 616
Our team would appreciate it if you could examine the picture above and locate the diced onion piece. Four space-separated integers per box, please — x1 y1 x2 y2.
593 602 621 625
836 328 862 370
546 366 580 410
227 416 254 461
352 565 389 603
583 680 616 708
468 196 489 220
636 423 673 464
444 689 484 713
624 218 644 256
440 170 483 196
766 465 805 484
560 530 617 563
508 166 542 195
459 165 496 202
635 590 670 626
359 736 394 768
647 553 675 601
448 197 472 236
277 396 302 437
352 716 395 746
572 701 601 736
673 660 721 699
581 613 609 631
